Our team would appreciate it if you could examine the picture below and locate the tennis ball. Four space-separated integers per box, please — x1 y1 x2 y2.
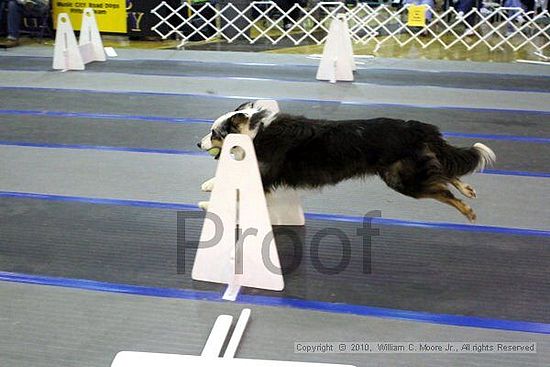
208 147 221 157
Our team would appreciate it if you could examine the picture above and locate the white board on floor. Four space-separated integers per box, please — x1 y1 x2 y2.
112 352 356 367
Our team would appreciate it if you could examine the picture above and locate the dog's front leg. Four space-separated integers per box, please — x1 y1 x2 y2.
198 177 216 211
201 177 216 192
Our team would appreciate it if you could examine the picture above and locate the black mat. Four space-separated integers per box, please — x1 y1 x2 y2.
1 56 550 92
1 198 549 323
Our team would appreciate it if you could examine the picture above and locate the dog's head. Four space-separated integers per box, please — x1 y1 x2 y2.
197 100 277 159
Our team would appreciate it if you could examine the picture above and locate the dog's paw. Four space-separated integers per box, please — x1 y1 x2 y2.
454 180 477 199
465 208 477 223
198 201 209 211
461 183 477 199
201 178 215 192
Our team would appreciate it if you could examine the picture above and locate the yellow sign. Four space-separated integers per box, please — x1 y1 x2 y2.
407 5 427 28
53 1 127 33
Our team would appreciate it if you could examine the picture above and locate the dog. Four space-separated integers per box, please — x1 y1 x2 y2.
197 101 495 222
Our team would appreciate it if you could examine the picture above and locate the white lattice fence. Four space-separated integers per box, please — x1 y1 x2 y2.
151 1 549 54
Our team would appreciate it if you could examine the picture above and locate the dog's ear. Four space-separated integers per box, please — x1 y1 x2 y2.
235 102 253 111
229 112 250 129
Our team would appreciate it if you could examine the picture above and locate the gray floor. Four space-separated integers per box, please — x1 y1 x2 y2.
1 282 548 367
1 56 549 92
1 197 548 322
1 146 548 230
0 47 549 366
0 113 549 173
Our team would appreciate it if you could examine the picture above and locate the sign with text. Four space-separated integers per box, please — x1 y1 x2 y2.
53 0 127 33
407 5 427 27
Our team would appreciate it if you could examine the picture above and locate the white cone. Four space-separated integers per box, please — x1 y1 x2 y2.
316 16 355 82
79 8 106 64
192 134 284 293
52 13 84 70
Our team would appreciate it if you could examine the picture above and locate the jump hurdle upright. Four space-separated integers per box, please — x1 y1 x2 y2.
53 8 106 71
316 14 356 83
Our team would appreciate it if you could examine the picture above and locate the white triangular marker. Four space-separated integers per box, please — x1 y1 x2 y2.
192 134 284 293
53 13 84 70
79 8 106 64
316 15 355 82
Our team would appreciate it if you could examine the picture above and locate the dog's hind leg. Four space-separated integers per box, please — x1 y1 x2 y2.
451 178 477 199
420 184 477 222
381 155 476 222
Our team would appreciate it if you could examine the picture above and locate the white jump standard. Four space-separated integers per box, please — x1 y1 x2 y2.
193 134 286 300
53 8 106 71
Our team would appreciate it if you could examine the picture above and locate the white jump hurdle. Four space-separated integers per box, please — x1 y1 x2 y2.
316 14 356 83
53 8 106 71
193 133 286 300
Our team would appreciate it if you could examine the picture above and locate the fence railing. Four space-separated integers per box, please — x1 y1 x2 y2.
151 1 549 55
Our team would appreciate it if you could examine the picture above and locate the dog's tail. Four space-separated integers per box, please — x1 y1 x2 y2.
433 142 496 177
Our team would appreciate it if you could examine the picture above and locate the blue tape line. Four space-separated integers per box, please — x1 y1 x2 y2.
0 191 202 212
483 169 550 178
442 131 550 144
1 191 549 238
0 140 209 157
1 86 549 115
1 140 548 179
304 212 550 237
2 109 549 144
0 271 223 301
0 109 212 124
0 271 548 334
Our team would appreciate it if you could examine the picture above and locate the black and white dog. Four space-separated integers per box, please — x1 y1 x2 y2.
198 101 495 222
